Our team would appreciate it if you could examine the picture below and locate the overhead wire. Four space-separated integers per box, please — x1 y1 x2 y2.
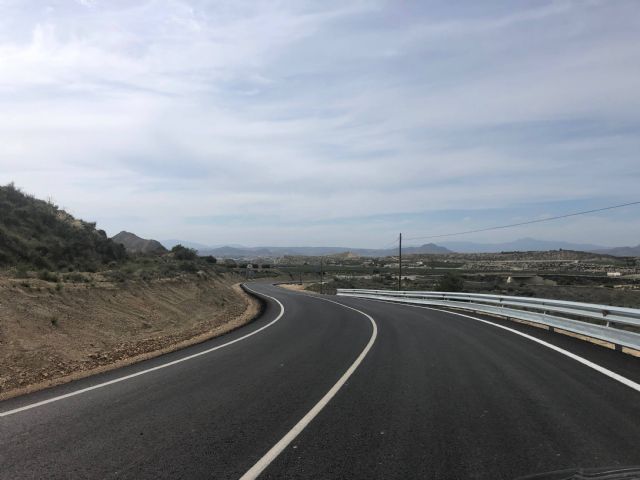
381 238 400 250
402 200 640 242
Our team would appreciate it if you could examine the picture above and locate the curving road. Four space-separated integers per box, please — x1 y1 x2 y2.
1 283 639 479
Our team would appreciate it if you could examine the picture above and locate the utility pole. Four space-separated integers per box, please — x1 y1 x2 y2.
320 256 324 294
398 232 402 291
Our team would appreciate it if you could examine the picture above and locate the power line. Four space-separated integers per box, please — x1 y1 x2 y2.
404 200 640 242
381 237 400 250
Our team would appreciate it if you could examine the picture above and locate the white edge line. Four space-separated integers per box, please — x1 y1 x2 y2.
0 285 284 417
350 296 640 394
239 296 378 480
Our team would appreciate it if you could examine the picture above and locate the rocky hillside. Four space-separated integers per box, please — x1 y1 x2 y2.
112 231 168 255
0 183 127 271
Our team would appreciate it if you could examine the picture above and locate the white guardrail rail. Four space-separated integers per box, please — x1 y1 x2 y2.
336 289 640 352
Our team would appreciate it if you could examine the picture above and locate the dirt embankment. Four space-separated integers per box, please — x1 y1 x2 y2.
0 273 260 400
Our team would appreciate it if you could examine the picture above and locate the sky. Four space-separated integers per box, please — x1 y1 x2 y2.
1 0 639 248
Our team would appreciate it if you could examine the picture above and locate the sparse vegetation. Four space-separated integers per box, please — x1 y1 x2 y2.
38 270 59 283
436 272 464 292
63 272 90 283
0 184 233 284
171 244 197 261
0 183 126 272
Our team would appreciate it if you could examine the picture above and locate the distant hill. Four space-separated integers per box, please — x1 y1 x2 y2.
160 239 212 251
593 244 640 257
400 243 451 255
154 236 640 258
112 231 168 255
0 183 127 271
441 237 607 253
198 243 451 258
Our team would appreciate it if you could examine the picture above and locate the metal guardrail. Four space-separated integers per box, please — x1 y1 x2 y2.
336 289 640 351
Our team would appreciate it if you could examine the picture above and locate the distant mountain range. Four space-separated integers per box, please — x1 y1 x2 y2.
161 237 640 258
593 245 640 256
440 237 605 253
440 238 640 256
161 243 450 258
160 239 213 251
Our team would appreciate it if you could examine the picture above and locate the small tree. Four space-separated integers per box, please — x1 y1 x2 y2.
171 244 197 261
436 272 464 292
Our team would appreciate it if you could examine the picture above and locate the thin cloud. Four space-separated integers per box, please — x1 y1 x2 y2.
0 0 638 246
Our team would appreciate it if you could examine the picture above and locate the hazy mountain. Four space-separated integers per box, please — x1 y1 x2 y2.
441 237 607 253
112 231 168 255
199 243 451 258
391 243 451 255
161 236 640 258
199 246 355 258
160 239 212 251
593 244 640 257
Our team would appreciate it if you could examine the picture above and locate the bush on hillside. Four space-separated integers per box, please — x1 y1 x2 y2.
171 244 197 260
436 272 465 292
38 270 59 283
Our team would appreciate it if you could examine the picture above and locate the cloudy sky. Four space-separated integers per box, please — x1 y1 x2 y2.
1 0 639 247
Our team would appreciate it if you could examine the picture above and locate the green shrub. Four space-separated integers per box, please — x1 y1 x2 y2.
171 244 197 261
38 270 59 283
436 272 464 292
139 271 153 281
13 265 30 278
64 272 89 283
104 270 127 283
179 261 198 273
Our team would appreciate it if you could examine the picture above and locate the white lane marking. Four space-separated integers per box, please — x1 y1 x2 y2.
0 285 284 417
355 297 640 394
240 297 378 480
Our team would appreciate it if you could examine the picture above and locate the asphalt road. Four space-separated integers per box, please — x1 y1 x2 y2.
1 283 639 479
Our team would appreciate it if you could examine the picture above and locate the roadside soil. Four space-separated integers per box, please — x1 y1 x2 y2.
279 283 311 292
278 282 321 294
0 273 261 400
